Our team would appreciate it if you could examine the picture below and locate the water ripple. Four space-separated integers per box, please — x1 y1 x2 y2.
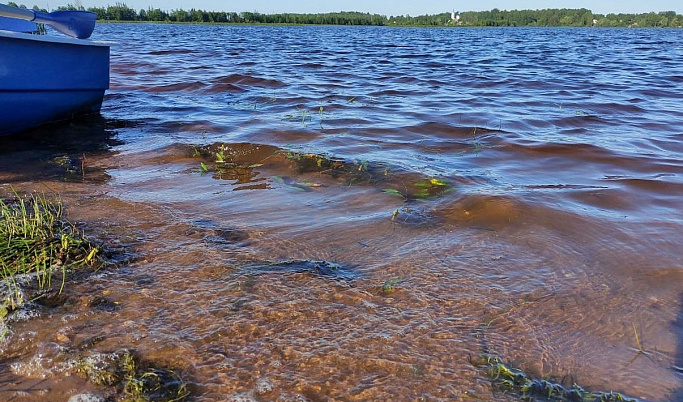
2 24 680 402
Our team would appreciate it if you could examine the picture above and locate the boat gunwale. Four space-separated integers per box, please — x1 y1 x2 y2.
0 29 111 47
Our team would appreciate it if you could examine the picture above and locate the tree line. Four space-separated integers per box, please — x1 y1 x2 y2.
7 2 682 27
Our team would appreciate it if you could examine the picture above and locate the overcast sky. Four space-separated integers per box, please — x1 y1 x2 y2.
31 0 682 15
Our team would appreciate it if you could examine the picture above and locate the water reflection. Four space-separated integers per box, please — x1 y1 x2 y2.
0 115 127 184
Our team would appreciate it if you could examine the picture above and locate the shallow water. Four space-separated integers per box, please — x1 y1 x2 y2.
1 25 682 401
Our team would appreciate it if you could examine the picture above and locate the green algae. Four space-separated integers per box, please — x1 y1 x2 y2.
478 355 641 402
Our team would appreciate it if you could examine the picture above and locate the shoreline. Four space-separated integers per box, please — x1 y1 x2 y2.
94 20 682 28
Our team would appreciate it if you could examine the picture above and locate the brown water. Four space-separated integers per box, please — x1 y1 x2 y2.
1 25 682 401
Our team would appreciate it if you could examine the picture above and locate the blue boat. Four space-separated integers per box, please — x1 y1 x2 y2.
0 6 109 136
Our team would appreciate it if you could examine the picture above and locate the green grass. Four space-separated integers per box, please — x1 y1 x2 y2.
1 191 99 317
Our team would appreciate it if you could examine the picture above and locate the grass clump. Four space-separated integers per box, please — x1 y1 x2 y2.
1 191 99 318
480 355 641 402
77 350 189 402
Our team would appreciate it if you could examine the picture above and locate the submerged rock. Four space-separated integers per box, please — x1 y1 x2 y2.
75 349 189 401
391 207 439 228
188 219 251 247
242 260 360 281
205 228 250 245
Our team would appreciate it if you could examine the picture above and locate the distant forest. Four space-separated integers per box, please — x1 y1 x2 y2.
9 2 683 27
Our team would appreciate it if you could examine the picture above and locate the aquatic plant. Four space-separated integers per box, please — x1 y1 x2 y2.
471 127 484 153
413 177 449 198
193 143 453 202
626 323 656 367
50 152 94 181
214 149 227 163
194 143 383 186
1 191 99 317
193 144 266 184
300 108 310 125
76 349 189 402
282 106 323 127
383 177 451 201
478 355 641 402
632 323 644 353
381 277 404 293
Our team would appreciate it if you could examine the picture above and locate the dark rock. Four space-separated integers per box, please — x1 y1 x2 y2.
242 260 360 281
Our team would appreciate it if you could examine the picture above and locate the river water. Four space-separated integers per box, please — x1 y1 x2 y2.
1 24 682 401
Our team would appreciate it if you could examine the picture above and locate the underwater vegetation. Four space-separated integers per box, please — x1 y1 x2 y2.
478 355 642 402
193 142 453 201
76 349 189 402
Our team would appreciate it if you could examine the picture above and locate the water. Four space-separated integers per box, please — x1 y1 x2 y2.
1 24 682 401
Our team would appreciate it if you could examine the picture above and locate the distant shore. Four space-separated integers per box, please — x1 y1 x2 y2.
95 19 682 29
24 3 682 28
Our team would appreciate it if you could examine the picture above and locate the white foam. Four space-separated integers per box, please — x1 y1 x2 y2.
226 391 258 402
254 377 275 394
68 394 106 402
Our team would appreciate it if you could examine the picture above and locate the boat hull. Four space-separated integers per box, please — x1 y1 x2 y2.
0 30 109 135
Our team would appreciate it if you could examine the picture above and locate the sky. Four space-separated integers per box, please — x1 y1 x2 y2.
30 1 682 16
